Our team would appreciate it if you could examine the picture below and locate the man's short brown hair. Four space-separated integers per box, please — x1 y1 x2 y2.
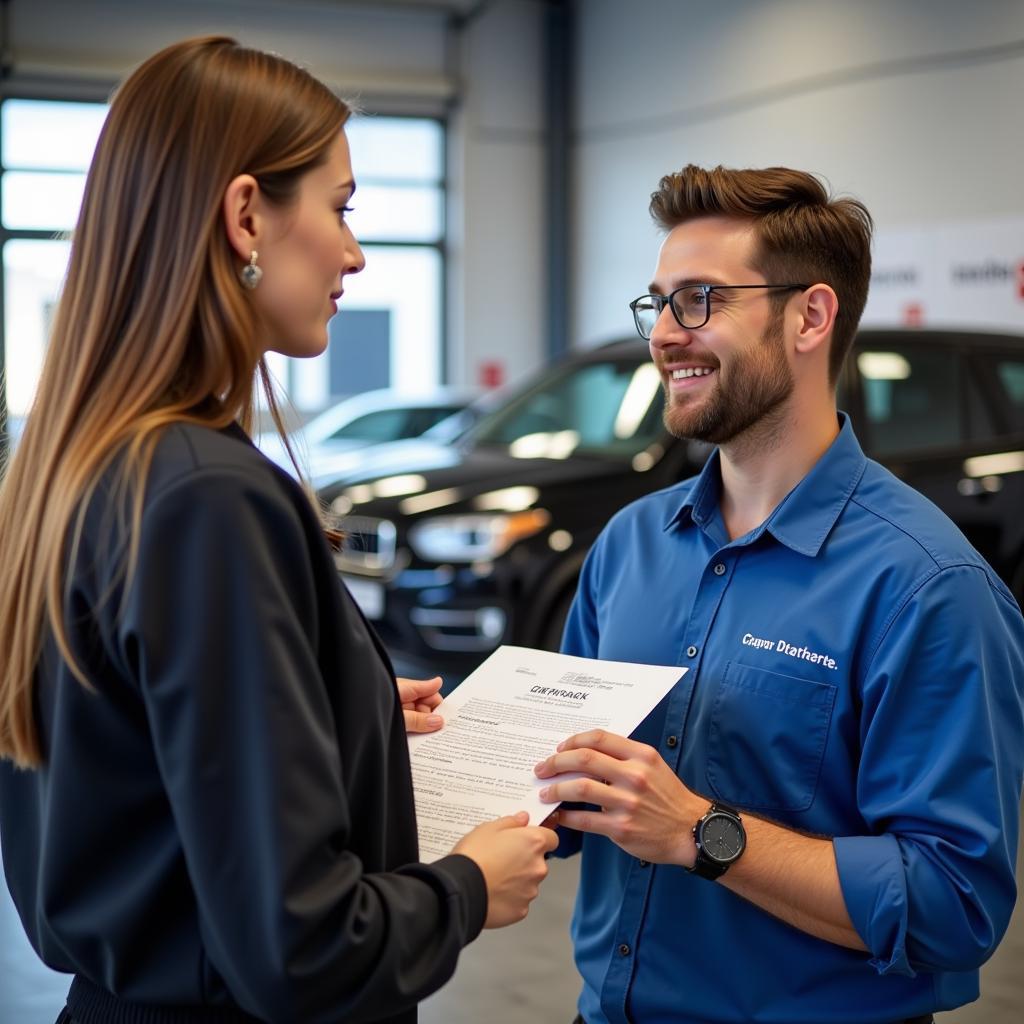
649 165 872 385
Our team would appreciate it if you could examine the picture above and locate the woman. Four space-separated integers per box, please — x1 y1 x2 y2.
0 36 556 1024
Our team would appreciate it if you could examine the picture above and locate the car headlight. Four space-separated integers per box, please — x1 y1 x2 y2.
408 509 551 562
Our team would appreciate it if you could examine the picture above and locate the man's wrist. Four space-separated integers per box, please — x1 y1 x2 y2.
688 801 747 880
674 826 699 868
672 793 706 867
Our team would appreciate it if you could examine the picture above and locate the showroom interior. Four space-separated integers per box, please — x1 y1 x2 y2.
1 0 1023 1022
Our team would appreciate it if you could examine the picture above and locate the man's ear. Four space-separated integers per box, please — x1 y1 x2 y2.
222 173 263 262
793 283 839 357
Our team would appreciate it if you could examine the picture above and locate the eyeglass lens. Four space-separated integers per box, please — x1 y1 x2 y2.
633 287 710 338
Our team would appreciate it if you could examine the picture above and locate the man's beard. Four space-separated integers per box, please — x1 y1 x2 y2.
662 312 794 445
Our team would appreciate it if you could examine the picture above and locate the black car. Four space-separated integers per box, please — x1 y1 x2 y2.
320 329 1024 685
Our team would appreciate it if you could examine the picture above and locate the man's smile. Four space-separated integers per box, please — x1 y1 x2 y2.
664 364 717 391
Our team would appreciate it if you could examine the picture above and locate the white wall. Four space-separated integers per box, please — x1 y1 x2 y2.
446 0 547 390
571 0 1024 347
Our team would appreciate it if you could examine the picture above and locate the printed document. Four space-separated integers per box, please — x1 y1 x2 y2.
408 645 686 862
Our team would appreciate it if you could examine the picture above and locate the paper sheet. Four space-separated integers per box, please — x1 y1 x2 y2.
408 645 686 862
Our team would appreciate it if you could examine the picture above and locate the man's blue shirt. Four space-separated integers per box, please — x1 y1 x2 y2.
559 415 1024 1024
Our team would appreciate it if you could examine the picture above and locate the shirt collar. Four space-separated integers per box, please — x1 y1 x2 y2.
664 447 722 535
663 413 867 557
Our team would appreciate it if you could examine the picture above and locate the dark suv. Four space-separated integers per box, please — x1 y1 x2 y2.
319 329 1024 684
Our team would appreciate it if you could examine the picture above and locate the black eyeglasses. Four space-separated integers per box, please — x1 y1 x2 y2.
629 283 809 340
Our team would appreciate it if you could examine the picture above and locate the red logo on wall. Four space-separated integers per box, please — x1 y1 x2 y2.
1017 260 1024 301
479 361 504 388
902 302 924 327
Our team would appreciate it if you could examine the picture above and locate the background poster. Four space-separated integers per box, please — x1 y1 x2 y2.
865 217 1024 333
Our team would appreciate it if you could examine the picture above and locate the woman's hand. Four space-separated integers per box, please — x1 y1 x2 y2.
397 675 444 733
453 812 559 927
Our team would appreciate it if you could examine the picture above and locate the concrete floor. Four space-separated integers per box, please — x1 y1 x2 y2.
3 811 1022 1023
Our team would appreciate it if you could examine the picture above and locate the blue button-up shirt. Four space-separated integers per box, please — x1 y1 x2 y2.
558 415 1024 1024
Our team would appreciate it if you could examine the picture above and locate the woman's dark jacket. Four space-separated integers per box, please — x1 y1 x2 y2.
0 422 486 1023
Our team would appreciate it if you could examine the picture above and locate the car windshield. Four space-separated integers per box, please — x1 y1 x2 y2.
323 405 464 443
301 400 467 446
421 407 479 443
466 357 666 458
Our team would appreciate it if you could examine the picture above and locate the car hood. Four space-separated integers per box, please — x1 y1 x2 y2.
310 438 466 489
318 440 638 516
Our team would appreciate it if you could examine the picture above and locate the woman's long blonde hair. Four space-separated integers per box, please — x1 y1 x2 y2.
0 37 350 767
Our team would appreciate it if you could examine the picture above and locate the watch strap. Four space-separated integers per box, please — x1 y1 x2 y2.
689 849 731 880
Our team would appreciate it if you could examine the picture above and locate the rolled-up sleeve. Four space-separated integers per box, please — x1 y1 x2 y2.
834 833 910 974
835 563 1024 977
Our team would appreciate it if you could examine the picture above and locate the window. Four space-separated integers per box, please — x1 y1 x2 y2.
1 100 107 443
856 347 961 455
994 356 1024 433
472 359 665 458
964 364 1000 443
0 100 446 445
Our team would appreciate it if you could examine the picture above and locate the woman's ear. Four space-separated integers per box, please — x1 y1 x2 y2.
222 174 262 263
794 283 839 357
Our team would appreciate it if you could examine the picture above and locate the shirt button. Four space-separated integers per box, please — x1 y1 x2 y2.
619 943 631 956
686 645 698 658
638 859 648 868
713 562 726 576
666 735 678 748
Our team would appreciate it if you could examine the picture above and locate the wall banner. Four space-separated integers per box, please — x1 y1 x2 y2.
863 217 1024 335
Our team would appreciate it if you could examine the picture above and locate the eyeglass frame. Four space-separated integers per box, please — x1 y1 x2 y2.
628 283 810 340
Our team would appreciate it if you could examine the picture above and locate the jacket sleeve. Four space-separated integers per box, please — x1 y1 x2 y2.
117 466 486 1023
833 563 1024 977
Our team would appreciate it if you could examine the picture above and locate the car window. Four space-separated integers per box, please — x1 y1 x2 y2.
995 357 1024 432
964 368 1000 442
962 351 1024 441
471 359 664 458
423 407 477 442
855 347 961 456
329 408 411 442
403 405 464 436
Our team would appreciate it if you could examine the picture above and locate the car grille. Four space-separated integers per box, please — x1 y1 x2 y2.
332 515 397 573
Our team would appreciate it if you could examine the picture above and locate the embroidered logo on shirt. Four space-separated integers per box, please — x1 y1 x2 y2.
741 632 838 670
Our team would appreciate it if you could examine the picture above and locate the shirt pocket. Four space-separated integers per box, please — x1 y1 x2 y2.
705 660 837 813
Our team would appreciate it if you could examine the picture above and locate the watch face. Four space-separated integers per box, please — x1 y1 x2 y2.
700 814 744 864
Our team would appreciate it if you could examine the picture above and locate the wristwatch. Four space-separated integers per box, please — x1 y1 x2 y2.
688 802 746 880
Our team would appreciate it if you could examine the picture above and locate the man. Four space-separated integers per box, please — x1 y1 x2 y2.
534 165 1024 1024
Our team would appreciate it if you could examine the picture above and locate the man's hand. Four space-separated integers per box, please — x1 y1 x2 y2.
534 729 705 866
538 732 868 951
397 676 444 734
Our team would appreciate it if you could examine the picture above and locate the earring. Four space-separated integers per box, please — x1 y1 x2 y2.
240 250 263 290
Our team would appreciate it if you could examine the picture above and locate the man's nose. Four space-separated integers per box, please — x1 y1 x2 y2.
648 304 691 351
